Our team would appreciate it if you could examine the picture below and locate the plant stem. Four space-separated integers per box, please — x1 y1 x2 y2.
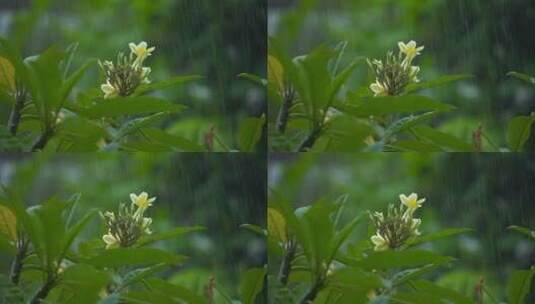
9 239 28 285
7 88 26 135
31 128 54 151
30 278 55 304
276 87 295 134
278 242 296 285
298 128 321 152
298 280 323 304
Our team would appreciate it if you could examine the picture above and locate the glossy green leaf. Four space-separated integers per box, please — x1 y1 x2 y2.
238 114 266 152
404 74 473 93
140 128 205 152
135 75 202 95
508 225 535 239
348 249 453 270
59 264 110 304
407 228 474 246
78 96 187 119
508 269 535 304
507 115 535 151
84 247 188 268
411 125 473 152
337 95 455 118
240 267 266 304
146 278 207 304
238 73 267 86
59 59 96 107
60 209 98 261
508 71 535 85
136 226 205 247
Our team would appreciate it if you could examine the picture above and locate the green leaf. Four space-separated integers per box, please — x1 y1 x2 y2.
507 115 535 151
240 224 267 236
238 73 267 86
508 225 535 239
337 95 455 118
0 204 17 241
78 96 187 119
136 226 205 247
121 291 178 304
404 74 473 93
386 140 441 152
238 114 266 152
394 280 472 304
508 71 535 85
329 59 361 103
115 112 168 140
407 228 474 246
139 128 205 152
329 267 383 291
348 249 454 271
268 207 287 243
411 125 473 152
59 59 96 107
384 112 438 138
327 214 364 263
59 264 110 304
84 248 188 268
56 117 106 152
121 264 168 289
135 75 202 95
240 267 266 304
60 209 98 261
508 269 535 304
146 278 207 304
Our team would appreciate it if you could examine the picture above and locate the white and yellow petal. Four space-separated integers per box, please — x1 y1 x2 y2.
398 40 424 62
130 191 156 209
399 193 425 212
371 232 389 251
102 233 118 249
101 81 118 99
370 80 387 97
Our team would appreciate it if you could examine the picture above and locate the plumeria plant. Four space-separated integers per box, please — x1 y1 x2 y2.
0 187 266 304
0 38 265 152
266 189 534 303
267 38 535 152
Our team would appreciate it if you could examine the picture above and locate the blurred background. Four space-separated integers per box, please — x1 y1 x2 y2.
269 153 535 301
0 0 266 148
0 152 266 299
269 0 535 149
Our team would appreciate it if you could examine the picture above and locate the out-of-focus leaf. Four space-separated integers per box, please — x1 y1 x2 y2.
347 249 454 270
55 117 106 152
115 112 167 140
136 226 205 247
59 264 110 304
411 125 473 152
386 140 441 152
59 59 96 106
122 264 168 288
268 207 287 243
0 56 15 92
507 115 535 151
507 71 535 85
241 224 267 236
268 54 284 92
384 112 438 138
239 114 266 152
121 291 178 304
394 280 472 304
60 209 98 261
140 127 205 152
135 75 202 95
146 278 207 304
77 96 186 118
508 225 535 239
0 204 17 241
507 269 535 304
404 74 473 93
84 247 187 268
337 95 455 118
407 228 474 246
238 73 267 86
240 267 266 304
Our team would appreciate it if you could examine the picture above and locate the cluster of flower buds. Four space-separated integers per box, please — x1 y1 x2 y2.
99 41 155 99
369 193 425 251
101 192 155 249
368 40 424 97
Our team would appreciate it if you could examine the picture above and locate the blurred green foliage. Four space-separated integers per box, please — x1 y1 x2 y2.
269 153 535 302
0 152 266 301
269 0 535 150
0 0 266 148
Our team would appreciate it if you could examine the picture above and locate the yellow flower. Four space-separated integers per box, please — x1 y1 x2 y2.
129 41 155 66
130 191 156 210
399 193 425 213
102 232 119 249
101 81 118 99
398 40 424 63
370 80 388 96
371 232 389 251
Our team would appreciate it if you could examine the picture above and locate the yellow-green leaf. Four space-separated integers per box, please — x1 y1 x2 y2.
0 205 17 241
268 54 284 92
0 56 15 92
268 207 287 243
